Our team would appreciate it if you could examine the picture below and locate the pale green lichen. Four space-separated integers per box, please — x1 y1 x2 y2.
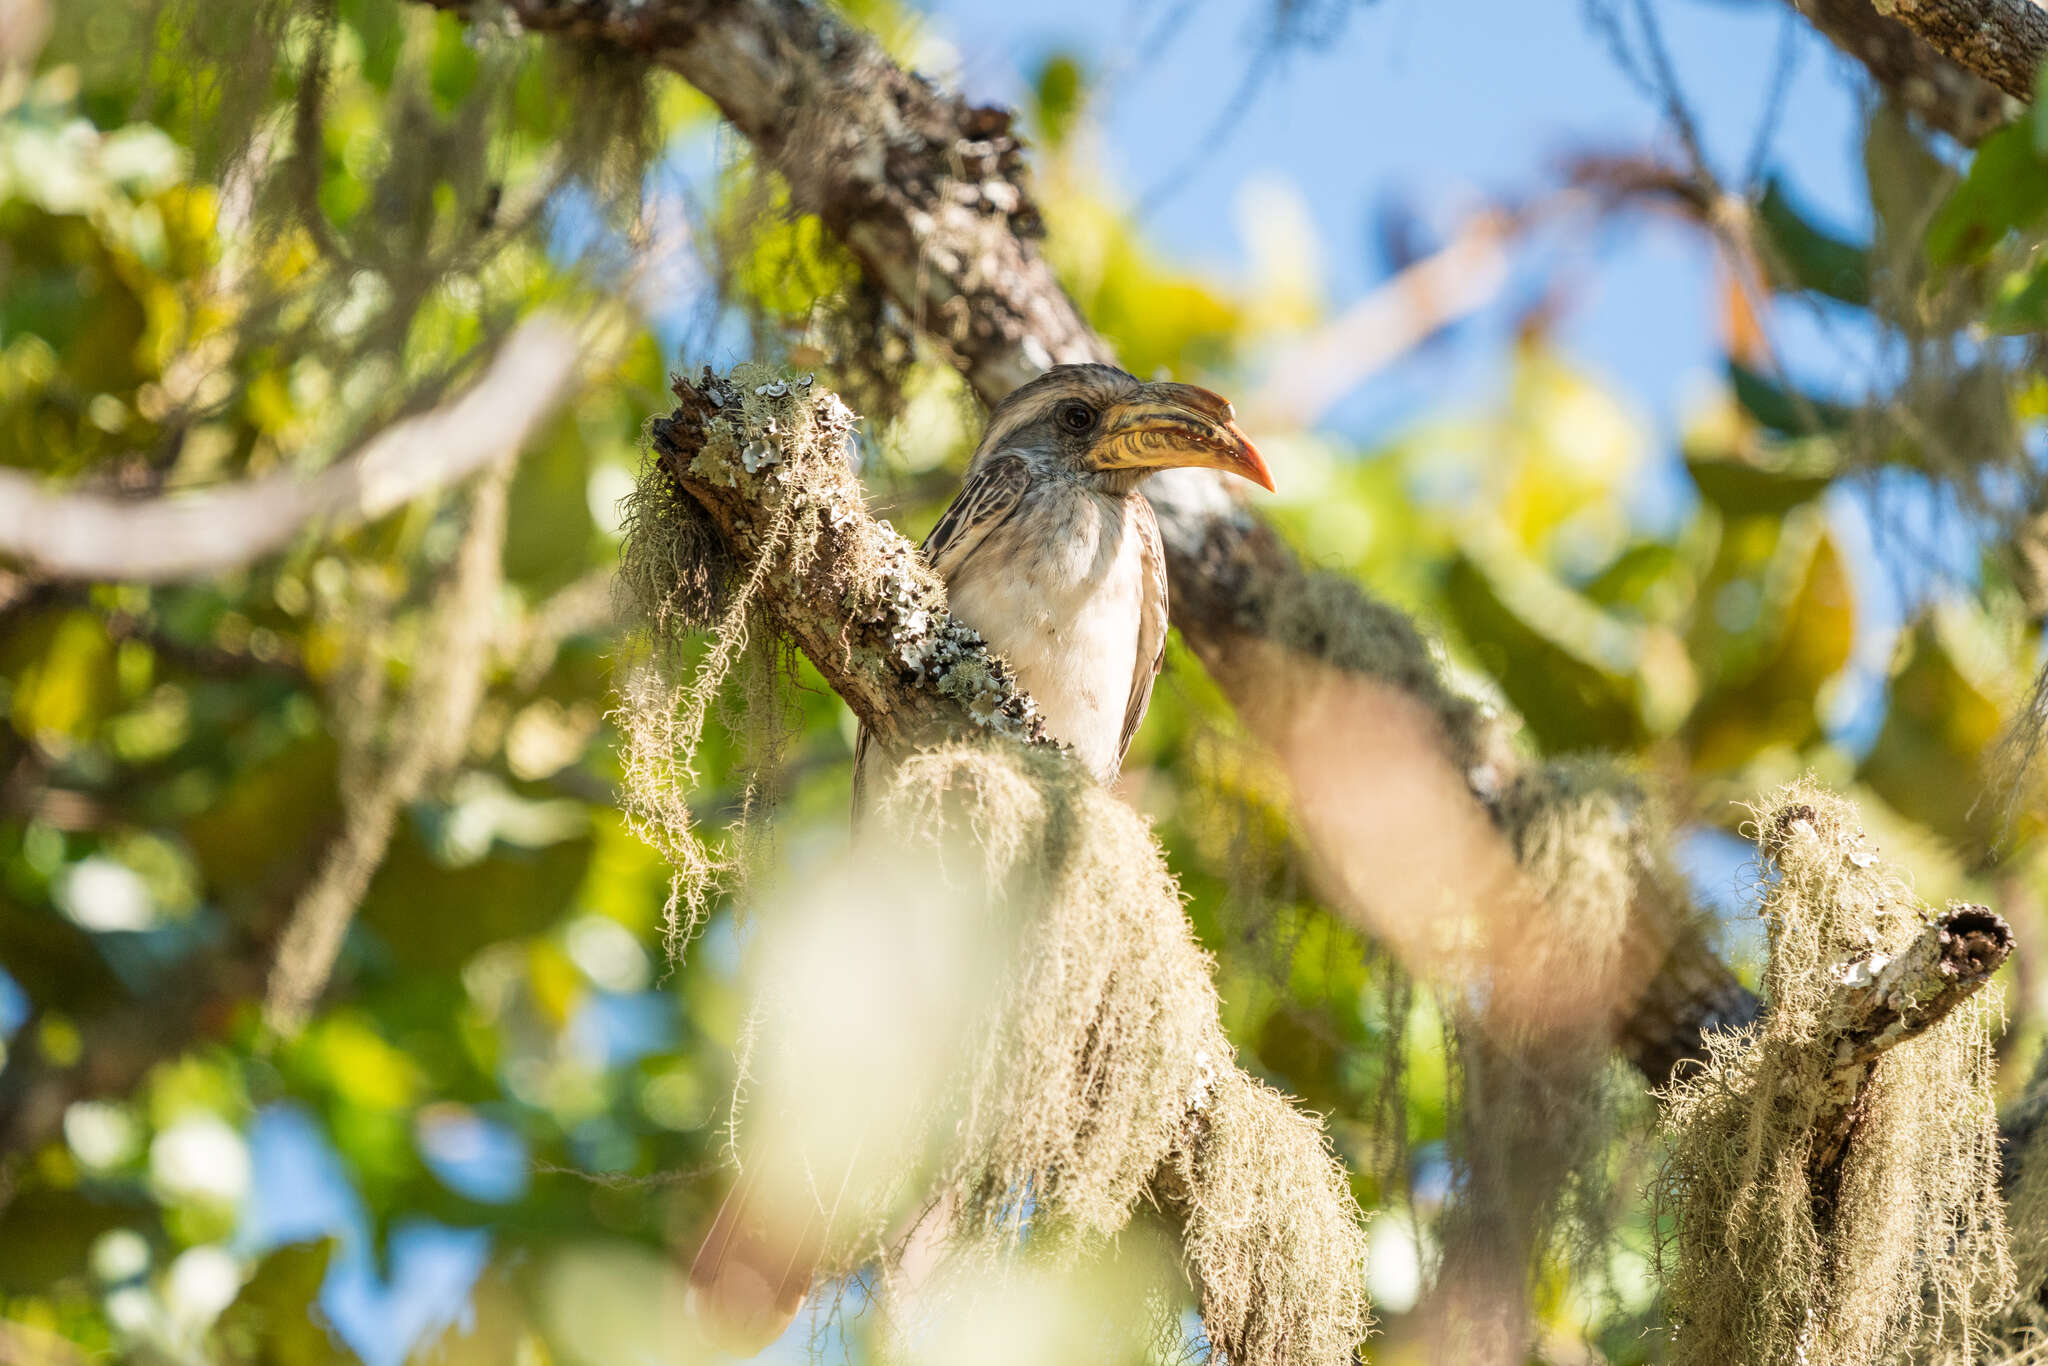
1655 781 2011 1366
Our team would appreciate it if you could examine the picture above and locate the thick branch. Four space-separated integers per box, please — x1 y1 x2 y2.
0 318 578 582
1869 0 2048 104
422 0 1757 1084
648 371 1048 754
1791 0 2021 143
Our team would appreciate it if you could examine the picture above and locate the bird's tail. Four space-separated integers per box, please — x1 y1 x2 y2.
686 1160 820 1356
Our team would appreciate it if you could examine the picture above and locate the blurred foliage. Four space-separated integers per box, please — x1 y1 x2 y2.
0 2 2045 1364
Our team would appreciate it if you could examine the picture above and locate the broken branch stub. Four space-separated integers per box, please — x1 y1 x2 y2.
1656 784 2013 1366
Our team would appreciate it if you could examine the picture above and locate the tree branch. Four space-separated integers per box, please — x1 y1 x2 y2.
1864 0 2048 105
647 371 1049 753
1810 904 2013 1183
1789 0 2021 144
646 367 1370 1363
419 0 1759 1084
0 317 579 583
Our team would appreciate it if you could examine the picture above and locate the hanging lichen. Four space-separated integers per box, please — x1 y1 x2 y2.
725 741 1371 1365
608 364 1372 1362
1432 757 1668 1362
1655 781 2011 1366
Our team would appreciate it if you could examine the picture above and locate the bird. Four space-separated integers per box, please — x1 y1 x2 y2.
900 362 1272 783
686 363 1272 1355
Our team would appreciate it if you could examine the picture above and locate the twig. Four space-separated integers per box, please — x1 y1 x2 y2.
262 455 515 1035
0 318 578 583
1240 206 1520 430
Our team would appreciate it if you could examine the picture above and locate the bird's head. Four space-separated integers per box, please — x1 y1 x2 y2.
976 363 1273 495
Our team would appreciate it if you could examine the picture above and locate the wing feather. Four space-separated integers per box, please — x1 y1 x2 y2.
853 455 1032 818
1116 495 1169 772
921 453 1031 576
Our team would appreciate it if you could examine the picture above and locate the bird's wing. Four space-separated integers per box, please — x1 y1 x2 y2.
1117 494 1169 772
850 723 873 823
921 453 1031 579
855 455 1029 820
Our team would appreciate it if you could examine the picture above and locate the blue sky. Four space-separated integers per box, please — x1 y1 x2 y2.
919 0 1878 434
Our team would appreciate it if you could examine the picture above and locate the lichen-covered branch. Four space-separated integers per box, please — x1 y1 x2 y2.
1861 0 2048 105
1809 902 2013 1182
1789 0 2020 144
640 366 1370 1363
647 368 1048 755
1657 786 2013 1366
428 0 1761 1083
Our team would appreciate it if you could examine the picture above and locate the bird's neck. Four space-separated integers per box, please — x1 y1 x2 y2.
1091 467 1148 499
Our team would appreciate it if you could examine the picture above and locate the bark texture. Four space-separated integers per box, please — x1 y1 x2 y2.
1810 904 2013 1187
1793 0 2022 143
647 371 1049 754
421 0 1761 1083
1873 0 2048 104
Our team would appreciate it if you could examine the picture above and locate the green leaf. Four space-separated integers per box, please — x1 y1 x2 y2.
1925 120 2048 268
357 824 594 974
1443 532 1655 752
1033 53 1085 149
1987 257 2048 334
0 1187 154 1292
2035 62 2048 157
215 1239 355 1366
1857 608 2012 859
1684 514 1853 773
1757 179 1870 306
1726 361 1852 437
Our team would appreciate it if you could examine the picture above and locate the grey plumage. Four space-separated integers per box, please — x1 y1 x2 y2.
854 363 1266 795
696 364 1269 1352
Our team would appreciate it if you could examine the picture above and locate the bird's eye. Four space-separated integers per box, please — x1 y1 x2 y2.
1056 401 1096 433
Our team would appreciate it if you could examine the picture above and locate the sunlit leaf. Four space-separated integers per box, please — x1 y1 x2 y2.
1926 120 2048 268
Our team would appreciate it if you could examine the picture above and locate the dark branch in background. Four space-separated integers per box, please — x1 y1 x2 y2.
418 0 1759 1084
1789 0 2021 144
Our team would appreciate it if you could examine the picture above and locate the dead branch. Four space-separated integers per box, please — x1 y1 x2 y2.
0 317 578 583
1811 903 2013 1181
1241 206 1518 430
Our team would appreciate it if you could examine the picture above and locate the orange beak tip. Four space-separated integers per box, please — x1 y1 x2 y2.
1230 426 1275 492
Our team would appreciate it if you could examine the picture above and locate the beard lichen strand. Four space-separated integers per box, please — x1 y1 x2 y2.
621 368 1369 1362
1654 780 2012 1366
821 743 1371 1366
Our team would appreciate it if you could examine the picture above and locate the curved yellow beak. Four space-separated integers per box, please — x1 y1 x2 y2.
1092 383 1274 492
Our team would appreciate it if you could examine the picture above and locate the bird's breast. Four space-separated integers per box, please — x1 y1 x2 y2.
944 489 1147 781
